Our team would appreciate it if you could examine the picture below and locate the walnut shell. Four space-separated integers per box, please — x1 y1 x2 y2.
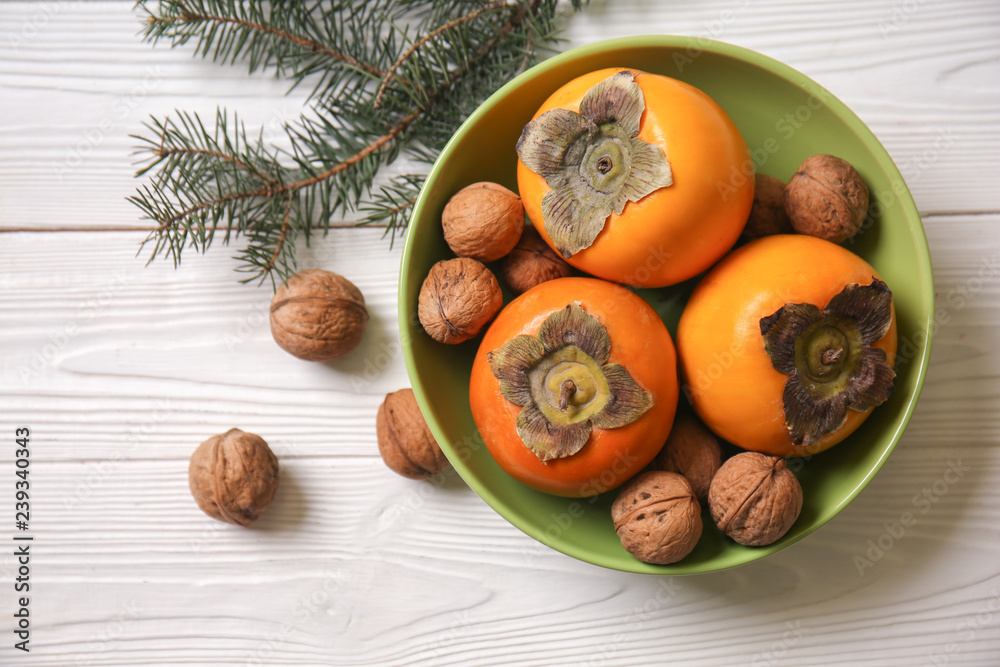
498 225 572 295
417 258 502 344
376 388 449 479
611 471 703 565
741 173 793 242
270 269 368 361
442 182 525 262
784 154 869 243
652 412 723 503
708 452 802 546
188 428 279 526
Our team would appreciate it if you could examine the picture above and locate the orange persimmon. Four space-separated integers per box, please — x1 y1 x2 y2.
470 277 679 497
677 235 898 458
516 67 754 287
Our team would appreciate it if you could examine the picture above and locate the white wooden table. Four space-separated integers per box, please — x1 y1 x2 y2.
2 1 999 665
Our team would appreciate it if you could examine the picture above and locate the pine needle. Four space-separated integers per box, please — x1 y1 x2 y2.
130 0 583 285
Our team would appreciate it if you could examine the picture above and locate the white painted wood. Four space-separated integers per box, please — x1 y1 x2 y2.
1 1 999 231
0 1 999 666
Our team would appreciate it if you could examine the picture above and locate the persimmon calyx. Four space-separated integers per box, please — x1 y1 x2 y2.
760 278 896 447
515 70 673 258
487 303 653 462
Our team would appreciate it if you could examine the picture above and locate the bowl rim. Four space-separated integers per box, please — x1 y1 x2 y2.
399 35 935 574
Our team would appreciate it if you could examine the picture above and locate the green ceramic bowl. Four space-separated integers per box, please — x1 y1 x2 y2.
400 36 933 574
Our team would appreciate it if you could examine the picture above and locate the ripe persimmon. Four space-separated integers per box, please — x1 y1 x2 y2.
677 235 898 457
470 277 678 497
516 67 753 287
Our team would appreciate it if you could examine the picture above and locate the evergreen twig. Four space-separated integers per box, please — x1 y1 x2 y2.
130 0 582 286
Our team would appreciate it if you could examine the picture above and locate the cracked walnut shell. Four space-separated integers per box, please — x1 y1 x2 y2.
376 388 449 479
442 182 525 262
418 258 502 344
612 471 703 565
708 452 802 546
188 428 279 526
270 269 368 361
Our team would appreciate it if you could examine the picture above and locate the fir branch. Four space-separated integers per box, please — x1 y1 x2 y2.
137 0 403 106
265 192 295 275
131 0 583 285
358 173 426 240
149 4 389 80
373 0 509 108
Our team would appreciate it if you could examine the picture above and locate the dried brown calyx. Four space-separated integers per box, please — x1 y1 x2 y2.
188 428 279 526
708 452 802 547
516 70 673 258
760 278 896 447
488 303 652 462
499 225 573 295
612 471 703 564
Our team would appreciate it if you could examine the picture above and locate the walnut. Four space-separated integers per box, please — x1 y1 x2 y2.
498 225 572 295
188 428 279 525
442 182 525 262
741 173 793 242
376 388 449 479
784 154 870 243
418 258 502 344
708 452 802 546
611 471 703 565
270 269 368 361
652 412 723 503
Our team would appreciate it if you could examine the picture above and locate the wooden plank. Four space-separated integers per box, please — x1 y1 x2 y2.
1 1 998 231
2 1 1000 664
0 215 998 663
0 215 996 461
3 450 999 666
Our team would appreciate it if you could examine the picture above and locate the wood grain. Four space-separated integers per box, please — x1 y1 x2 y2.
1 1 999 665
0 216 997 665
0 1 998 230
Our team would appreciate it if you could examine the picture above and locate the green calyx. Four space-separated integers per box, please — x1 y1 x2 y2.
515 70 673 258
528 345 611 425
488 303 653 462
760 278 896 447
794 317 863 394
